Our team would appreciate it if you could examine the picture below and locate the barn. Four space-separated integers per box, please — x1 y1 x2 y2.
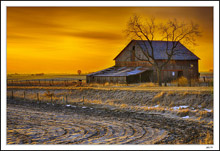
86 40 200 84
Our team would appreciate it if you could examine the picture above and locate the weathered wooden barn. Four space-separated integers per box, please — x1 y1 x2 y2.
86 40 200 84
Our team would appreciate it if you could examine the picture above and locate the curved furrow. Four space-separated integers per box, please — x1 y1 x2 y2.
132 127 163 144
63 123 102 144
121 124 147 144
55 125 86 144
7 104 169 144
87 124 114 144
102 123 135 144
103 124 127 144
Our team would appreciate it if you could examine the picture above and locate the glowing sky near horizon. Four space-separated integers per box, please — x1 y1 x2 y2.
7 7 213 74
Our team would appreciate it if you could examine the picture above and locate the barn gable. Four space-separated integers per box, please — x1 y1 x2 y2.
114 40 200 61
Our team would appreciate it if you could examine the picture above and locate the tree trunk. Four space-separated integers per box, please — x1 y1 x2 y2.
156 68 162 86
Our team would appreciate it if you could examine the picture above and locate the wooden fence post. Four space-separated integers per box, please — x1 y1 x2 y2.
12 90 14 100
24 91 25 100
51 95 53 104
66 95 68 104
37 93 40 103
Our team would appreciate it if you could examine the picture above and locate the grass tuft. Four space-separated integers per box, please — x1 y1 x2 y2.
152 92 165 102
177 109 190 117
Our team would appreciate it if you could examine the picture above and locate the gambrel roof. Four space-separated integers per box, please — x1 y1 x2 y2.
114 40 200 60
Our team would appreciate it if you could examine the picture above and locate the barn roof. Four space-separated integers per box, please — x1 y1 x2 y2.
87 66 151 77
114 40 200 60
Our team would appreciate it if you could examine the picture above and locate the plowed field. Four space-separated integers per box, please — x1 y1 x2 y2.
7 99 212 144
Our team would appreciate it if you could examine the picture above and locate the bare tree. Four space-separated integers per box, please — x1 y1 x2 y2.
125 15 201 86
77 70 81 75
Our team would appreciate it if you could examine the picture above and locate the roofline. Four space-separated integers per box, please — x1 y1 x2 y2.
177 41 200 60
113 40 135 60
86 66 115 76
113 40 200 60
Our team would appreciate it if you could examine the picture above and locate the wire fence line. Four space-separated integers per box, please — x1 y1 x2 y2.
7 89 86 105
7 79 85 87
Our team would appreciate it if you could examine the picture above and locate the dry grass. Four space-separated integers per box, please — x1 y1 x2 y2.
199 132 213 144
166 91 175 97
201 102 207 108
83 99 103 104
208 121 213 127
168 100 175 107
177 109 190 117
87 82 128 87
7 87 213 122
198 110 213 118
172 76 188 86
138 82 157 87
143 106 165 112
178 76 188 86
44 90 54 97
119 103 129 109
107 101 115 106
152 92 165 102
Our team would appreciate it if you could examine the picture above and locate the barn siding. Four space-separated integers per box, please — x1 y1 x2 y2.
87 76 127 84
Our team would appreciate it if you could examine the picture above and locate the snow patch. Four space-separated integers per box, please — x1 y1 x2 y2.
182 116 189 119
204 109 212 112
172 105 188 110
82 106 87 109
192 109 198 112
172 107 180 110
179 105 189 109
66 104 71 107
154 105 159 108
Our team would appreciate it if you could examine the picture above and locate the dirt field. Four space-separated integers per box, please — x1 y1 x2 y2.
7 101 167 144
7 85 213 145
7 98 212 145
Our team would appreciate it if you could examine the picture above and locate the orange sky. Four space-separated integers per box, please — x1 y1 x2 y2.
7 7 213 74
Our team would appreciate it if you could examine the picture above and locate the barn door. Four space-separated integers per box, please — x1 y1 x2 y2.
178 71 183 78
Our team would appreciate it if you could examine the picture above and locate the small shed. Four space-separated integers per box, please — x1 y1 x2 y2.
86 66 153 84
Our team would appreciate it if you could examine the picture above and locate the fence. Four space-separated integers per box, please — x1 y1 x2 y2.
7 89 87 106
7 90 79 106
7 79 85 87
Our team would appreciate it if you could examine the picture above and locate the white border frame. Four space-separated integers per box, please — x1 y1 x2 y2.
1 1 219 150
